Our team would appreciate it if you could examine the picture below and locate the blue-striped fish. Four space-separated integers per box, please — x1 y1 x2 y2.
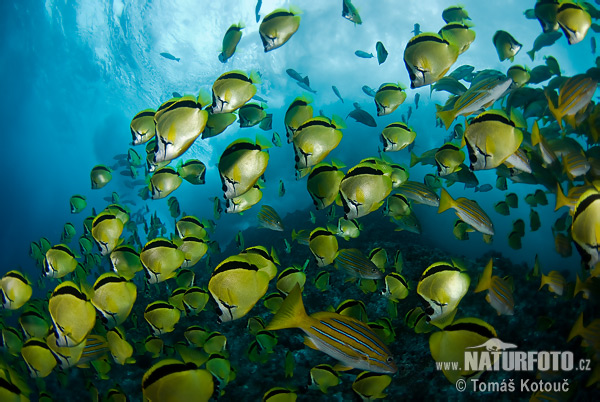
545 74 597 129
438 188 494 235
436 75 513 129
291 229 310 245
257 205 284 231
77 334 110 364
266 284 397 373
474 259 514 315
562 149 590 180
555 183 593 212
539 270 567 296
334 248 383 280
397 181 440 207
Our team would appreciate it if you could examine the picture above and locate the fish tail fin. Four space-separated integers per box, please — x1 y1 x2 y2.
539 273 549 291
291 229 298 242
255 133 272 149
474 259 493 293
436 109 456 130
266 284 307 331
567 312 584 342
409 152 420 167
544 89 563 129
531 120 540 146
249 70 262 85
437 188 454 214
326 224 338 234
527 49 535 61
554 183 569 211
197 89 212 108
331 114 347 130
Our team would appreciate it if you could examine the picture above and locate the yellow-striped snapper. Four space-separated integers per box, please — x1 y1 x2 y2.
335 248 383 280
436 75 513 129
474 259 515 315
438 188 494 235
266 284 397 373
257 205 284 231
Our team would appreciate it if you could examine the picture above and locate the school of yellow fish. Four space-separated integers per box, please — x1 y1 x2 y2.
3 1 600 400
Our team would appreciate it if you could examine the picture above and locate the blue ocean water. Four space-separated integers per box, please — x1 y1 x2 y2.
1 0 599 400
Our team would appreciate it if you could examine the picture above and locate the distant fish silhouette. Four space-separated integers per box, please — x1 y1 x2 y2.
466 338 518 351
160 52 180 62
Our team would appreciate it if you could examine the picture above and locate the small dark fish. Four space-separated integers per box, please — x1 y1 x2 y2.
286 68 304 82
255 0 262 23
297 80 317 93
414 93 420 109
412 23 421 35
355 50 374 58
475 184 493 192
347 105 377 127
376 41 388 64
172 92 182 98
332 86 344 103
362 85 376 97
259 113 273 131
593 37 597 54
253 95 268 103
160 52 180 62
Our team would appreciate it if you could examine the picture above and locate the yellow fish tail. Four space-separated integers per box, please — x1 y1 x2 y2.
474 259 493 293
567 312 584 342
437 188 454 214
554 183 570 212
436 108 457 130
266 284 308 331
544 89 563 130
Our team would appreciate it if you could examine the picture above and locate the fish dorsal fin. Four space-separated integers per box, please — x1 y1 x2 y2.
474 259 493 293
265 284 308 331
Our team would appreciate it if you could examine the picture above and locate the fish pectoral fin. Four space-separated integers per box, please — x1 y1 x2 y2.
332 364 354 372
303 336 319 350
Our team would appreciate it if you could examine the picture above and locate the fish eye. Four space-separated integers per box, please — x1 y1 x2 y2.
386 356 394 364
